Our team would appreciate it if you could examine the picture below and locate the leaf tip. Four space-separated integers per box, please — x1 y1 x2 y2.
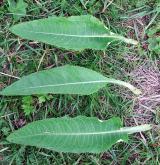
6 134 13 143
0 90 4 96
9 26 15 34
0 88 9 96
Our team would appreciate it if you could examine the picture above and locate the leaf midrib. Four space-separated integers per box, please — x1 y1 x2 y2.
19 30 119 38
9 124 151 140
9 129 125 140
2 78 139 95
3 80 107 94
26 80 107 89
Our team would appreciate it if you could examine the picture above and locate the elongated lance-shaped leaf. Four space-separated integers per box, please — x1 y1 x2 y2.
7 116 151 153
10 15 138 50
0 65 141 96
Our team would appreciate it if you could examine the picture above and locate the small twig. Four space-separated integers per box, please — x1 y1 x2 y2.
145 11 159 31
0 112 16 118
0 147 9 153
37 50 47 71
34 0 42 6
0 72 20 79
80 0 87 9
133 20 140 41
139 104 156 114
102 0 113 13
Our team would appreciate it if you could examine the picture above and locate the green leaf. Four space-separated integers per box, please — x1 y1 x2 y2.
7 0 28 21
0 65 141 96
7 116 151 153
10 15 138 50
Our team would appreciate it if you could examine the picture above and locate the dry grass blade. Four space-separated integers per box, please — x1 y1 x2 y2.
127 62 160 125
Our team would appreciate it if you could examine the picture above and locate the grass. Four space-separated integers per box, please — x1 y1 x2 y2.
0 0 160 164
